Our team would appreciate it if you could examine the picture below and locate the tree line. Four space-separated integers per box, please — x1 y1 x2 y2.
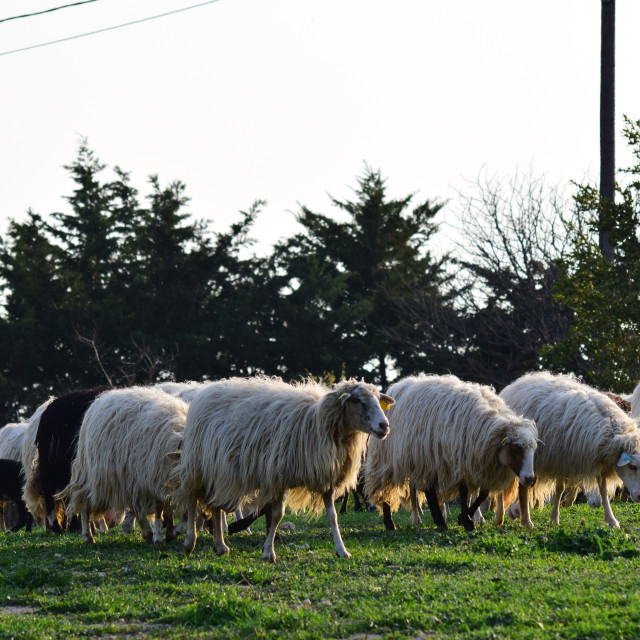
2 121 640 423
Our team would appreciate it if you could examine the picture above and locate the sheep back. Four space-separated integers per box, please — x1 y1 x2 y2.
500 371 640 493
173 377 379 515
365 374 538 511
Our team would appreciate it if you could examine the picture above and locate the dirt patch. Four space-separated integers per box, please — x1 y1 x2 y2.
0 605 39 615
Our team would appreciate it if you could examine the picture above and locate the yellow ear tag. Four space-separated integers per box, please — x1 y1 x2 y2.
380 399 391 411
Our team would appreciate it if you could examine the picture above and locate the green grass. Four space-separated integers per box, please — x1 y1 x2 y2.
1 501 640 639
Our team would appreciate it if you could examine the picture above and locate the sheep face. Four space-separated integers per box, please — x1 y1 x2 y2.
498 439 536 487
338 386 394 440
616 452 640 502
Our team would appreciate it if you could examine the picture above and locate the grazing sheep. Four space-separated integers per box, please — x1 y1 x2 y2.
0 423 27 531
0 459 32 532
500 371 640 528
172 376 394 561
59 387 188 545
364 374 538 532
22 388 109 533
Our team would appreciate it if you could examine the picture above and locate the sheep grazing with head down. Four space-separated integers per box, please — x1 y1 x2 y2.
59 387 188 545
22 388 109 533
364 374 539 532
500 371 640 529
171 376 394 562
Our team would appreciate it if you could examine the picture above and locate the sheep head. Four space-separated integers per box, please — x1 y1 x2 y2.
333 382 394 440
616 452 640 502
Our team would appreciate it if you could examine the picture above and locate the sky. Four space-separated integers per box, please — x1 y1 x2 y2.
2 0 640 256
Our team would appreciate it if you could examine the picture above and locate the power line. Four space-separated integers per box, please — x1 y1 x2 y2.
0 0 222 57
0 1 101 25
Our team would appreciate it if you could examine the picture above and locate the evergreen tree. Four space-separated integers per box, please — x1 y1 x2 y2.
272 167 447 385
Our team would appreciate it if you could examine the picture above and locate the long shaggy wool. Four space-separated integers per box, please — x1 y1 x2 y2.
171 377 380 515
0 423 27 461
155 381 211 404
364 374 538 512
500 371 640 497
60 387 188 521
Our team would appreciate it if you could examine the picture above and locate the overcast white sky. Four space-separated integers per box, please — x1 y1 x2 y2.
2 0 640 255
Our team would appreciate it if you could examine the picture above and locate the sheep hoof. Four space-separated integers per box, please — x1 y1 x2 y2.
457 514 475 532
83 535 95 544
606 519 620 529
336 550 351 559
153 539 164 547
261 552 277 563
521 520 535 529
215 544 230 557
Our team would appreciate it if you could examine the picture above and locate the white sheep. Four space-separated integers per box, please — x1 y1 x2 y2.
500 371 640 528
0 422 27 530
171 376 394 562
59 387 188 545
364 374 538 532
0 422 27 462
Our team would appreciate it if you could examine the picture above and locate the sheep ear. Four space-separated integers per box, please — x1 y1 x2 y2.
167 451 181 461
380 394 395 411
618 452 632 467
536 439 545 447
339 392 352 405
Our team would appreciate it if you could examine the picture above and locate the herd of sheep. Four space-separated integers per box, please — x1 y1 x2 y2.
1 371 640 562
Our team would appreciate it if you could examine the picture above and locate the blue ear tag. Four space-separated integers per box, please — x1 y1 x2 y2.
618 452 632 466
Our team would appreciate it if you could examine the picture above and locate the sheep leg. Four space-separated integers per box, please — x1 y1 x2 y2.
183 499 198 556
338 491 348 514
152 503 164 545
425 484 447 529
121 509 136 534
561 485 579 508
598 476 619 528
494 492 505 526
262 499 285 563
232 507 251 534
81 509 95 544
352 490 363 512
323 489 351 558
136 513 154 543
382 502 396 530
98 517 109 533
227 505 266 535
469 490 489 522
410 483 422 525
0 503 5 532
550 480 564 525
211 507 230 556
518 484 534 528
164 507 177 543
457 482 475 531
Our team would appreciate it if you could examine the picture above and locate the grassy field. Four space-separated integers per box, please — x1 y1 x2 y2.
1 501 640 640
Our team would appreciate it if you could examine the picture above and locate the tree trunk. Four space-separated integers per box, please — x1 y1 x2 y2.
600 0 615 262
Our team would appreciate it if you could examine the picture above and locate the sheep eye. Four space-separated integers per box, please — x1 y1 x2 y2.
630 464 638 472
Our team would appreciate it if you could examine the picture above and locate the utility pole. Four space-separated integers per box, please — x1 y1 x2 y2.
600 0 615 262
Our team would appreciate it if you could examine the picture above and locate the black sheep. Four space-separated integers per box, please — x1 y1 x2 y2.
0 458 32 532
30 387 108 532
